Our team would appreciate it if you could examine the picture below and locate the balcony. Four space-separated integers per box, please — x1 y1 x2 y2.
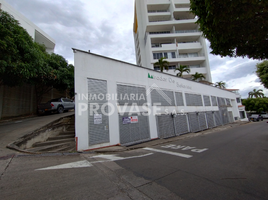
147 20 198 32
151 42 202 53
148 13 171 23
174 11 195 21
152 43 177 51
173 0 190 8
152 52 206 65
174 7 190 12
177 42 202 52
147 1 170 12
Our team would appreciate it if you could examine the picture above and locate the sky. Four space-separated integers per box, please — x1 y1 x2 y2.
4 0 268 98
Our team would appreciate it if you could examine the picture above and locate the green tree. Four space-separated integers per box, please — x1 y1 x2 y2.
242 98 268 113
0 10 40 86
0 10 74 108
154 57 169 72
192 72 205 81
190 0 268 59
29 46 74 104
174 65 190 77
256 60 268 89
214 81 226 89
248 89 265 98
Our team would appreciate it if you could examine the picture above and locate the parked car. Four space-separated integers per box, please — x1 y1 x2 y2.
38 98 75 114
261 113 268 119
248 114 263 122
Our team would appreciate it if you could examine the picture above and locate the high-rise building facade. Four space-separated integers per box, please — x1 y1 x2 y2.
134 0 212 82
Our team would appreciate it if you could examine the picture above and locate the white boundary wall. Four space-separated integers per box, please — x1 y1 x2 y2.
74 49 240 151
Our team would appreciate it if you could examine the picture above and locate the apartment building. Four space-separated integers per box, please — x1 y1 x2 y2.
134 0 212 82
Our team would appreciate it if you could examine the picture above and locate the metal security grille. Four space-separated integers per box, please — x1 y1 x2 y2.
206 112 215 128
88 78 110 145
199 113 208 130
175 92 184 106
156 115 175 138
119 113 150 146
117 84 147 105
185 93 203 106
226 99 231 106
203 95 211 106
188 113 200 132
228 111 234 123
214 111 222 126
151 89 175 106
211 96 218 106
174 115 189 135
220 107 229 125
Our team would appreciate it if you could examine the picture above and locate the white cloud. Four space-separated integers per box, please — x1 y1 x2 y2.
4 0 268 97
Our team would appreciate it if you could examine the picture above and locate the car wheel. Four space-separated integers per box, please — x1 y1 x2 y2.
57 106 64 114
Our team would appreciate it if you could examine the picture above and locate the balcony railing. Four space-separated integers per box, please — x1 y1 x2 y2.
178 53 205 58
149 19 171 22
175 30 200 33
174 18 195 21
149 30 200 35
148 10 169 13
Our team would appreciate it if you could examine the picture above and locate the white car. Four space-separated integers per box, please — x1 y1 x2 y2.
261 114 268 119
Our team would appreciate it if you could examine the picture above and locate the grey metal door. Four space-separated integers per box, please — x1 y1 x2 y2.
199 113 208 130
214 111 222 126
157 115 175 138
188 113 200 132
220 107 229 125
88 78 110 145
228 111 234 123
206 112 215 128
174 114 189 135
119 113 150 146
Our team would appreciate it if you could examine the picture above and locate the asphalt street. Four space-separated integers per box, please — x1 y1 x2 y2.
0 120 267 199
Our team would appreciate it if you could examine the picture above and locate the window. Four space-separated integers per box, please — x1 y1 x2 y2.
153 52 176 59
236 98 241 103
169 65 176 70
153 53 163 59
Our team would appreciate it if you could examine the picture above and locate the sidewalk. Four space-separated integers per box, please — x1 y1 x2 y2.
0 111 75 157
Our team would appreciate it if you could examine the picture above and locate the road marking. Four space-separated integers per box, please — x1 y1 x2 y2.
143 147 192 158
91 153 154 161
35 153 154 171
161 144 208 153
36 160 93 171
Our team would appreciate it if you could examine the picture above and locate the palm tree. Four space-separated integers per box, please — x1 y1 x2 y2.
174 65 190 77
248 89 265 98
154 57 169 72
214 81 226 89
192 72 206 81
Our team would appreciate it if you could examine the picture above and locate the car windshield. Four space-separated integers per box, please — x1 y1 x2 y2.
48 98 61 102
